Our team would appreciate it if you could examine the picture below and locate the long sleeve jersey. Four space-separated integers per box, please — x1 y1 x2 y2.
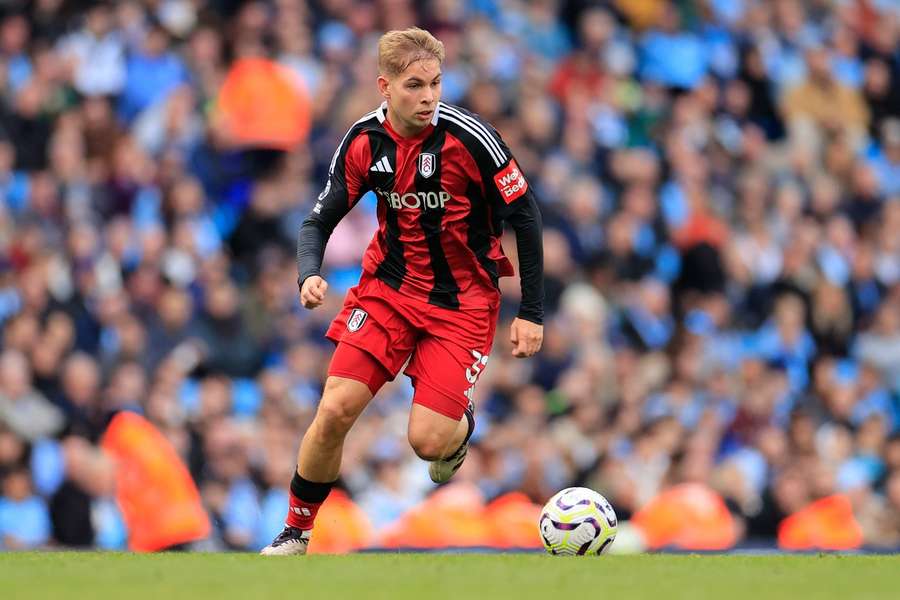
297 101 544 324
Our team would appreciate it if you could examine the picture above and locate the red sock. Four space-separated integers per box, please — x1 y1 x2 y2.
286 492 323 530
285 472 335 530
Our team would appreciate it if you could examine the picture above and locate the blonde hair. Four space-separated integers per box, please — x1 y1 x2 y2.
377 28 445 76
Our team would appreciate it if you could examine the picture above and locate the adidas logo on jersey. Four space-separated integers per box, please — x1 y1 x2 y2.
370 156 393 173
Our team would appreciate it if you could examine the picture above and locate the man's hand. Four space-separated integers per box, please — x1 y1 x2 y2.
300 275 328 309
510 318 543 358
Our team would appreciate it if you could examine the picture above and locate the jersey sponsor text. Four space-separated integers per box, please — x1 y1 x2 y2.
493 159 528 203
375 187 450 211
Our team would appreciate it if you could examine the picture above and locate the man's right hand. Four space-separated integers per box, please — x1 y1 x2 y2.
300 275 328 309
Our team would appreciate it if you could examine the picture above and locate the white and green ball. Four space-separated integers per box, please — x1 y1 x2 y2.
539 487 617 556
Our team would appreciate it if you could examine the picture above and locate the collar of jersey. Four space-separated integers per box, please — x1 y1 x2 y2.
378 101 438 145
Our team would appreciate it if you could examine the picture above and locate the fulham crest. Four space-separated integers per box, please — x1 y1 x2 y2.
347 308 367 332
418 153 435 178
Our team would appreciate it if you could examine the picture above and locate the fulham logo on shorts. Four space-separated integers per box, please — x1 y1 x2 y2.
347 308 368 332
418 153 435 178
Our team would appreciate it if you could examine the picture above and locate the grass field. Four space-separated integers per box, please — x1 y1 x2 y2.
1 552 898 600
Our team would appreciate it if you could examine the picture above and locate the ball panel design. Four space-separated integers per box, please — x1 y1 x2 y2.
538 487 617 556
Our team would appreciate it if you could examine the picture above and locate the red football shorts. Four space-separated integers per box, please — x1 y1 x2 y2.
325 274 498 420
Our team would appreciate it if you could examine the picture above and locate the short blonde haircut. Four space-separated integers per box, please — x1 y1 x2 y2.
377 28 445 76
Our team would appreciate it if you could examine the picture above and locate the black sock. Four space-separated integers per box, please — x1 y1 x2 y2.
290 471 336 504
447 406 476 457
462 405 475 446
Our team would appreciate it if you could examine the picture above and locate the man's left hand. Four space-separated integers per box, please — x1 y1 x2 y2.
510 318 543 358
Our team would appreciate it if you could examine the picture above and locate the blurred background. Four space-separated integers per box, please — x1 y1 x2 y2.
1 0 900 553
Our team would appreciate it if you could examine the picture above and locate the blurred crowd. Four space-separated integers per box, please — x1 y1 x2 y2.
2 0 900 552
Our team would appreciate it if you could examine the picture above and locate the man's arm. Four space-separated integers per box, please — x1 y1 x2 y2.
471 112 545 351
504 193 544 326
474 115 545 326
505 192 544 358
296 129 370 303
441 103 545 355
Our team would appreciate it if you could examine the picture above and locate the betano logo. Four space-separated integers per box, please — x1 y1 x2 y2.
493 159 528 203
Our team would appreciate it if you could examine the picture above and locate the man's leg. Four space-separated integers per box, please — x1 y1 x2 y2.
403 306 496 483
261 344 389 556
407 401 470 461
296 376 373 482
407 388 476 483
405 360 479 482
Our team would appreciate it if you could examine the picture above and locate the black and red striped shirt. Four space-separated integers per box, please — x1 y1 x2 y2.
297 101 544 323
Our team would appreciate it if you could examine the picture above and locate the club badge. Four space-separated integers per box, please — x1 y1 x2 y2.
418 153 435 178
347 308 368 332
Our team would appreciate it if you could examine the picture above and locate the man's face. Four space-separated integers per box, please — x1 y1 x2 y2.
380 58 441 135
87 6 111 37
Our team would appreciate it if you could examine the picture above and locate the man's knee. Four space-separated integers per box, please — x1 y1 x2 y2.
407 399 464 461
408 430 447 462
407 415 456 461
312 377 371 443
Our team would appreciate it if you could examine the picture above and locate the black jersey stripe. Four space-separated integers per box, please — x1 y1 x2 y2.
371 133 405 289
438 103 506 166
416 128 461 309
464 180 500 288
443 128 505 289
328 110 378 174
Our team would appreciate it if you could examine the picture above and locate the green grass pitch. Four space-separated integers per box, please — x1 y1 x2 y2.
2 552 897 599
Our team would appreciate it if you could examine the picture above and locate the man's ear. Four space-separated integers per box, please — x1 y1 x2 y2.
377 74 390 99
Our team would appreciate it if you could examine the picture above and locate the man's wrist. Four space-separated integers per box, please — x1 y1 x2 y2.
297 271 320 289
515 311 543 326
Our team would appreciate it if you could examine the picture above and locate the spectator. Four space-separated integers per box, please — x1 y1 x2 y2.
640 5 707 90
56 1 126 98
119 21 188 123
0 350 64 441
0 465 51 549
782 45 870 148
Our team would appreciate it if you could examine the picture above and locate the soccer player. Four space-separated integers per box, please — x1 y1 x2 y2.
261 27 544 555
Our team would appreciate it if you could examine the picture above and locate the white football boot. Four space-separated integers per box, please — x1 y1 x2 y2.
428 400 475 484
259 526 311 556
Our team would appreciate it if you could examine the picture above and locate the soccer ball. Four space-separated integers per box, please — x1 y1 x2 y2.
538 487 617 556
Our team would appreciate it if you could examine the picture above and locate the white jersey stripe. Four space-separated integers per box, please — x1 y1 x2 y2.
439 103 506 162
329 110 378 175
439 111 504 166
